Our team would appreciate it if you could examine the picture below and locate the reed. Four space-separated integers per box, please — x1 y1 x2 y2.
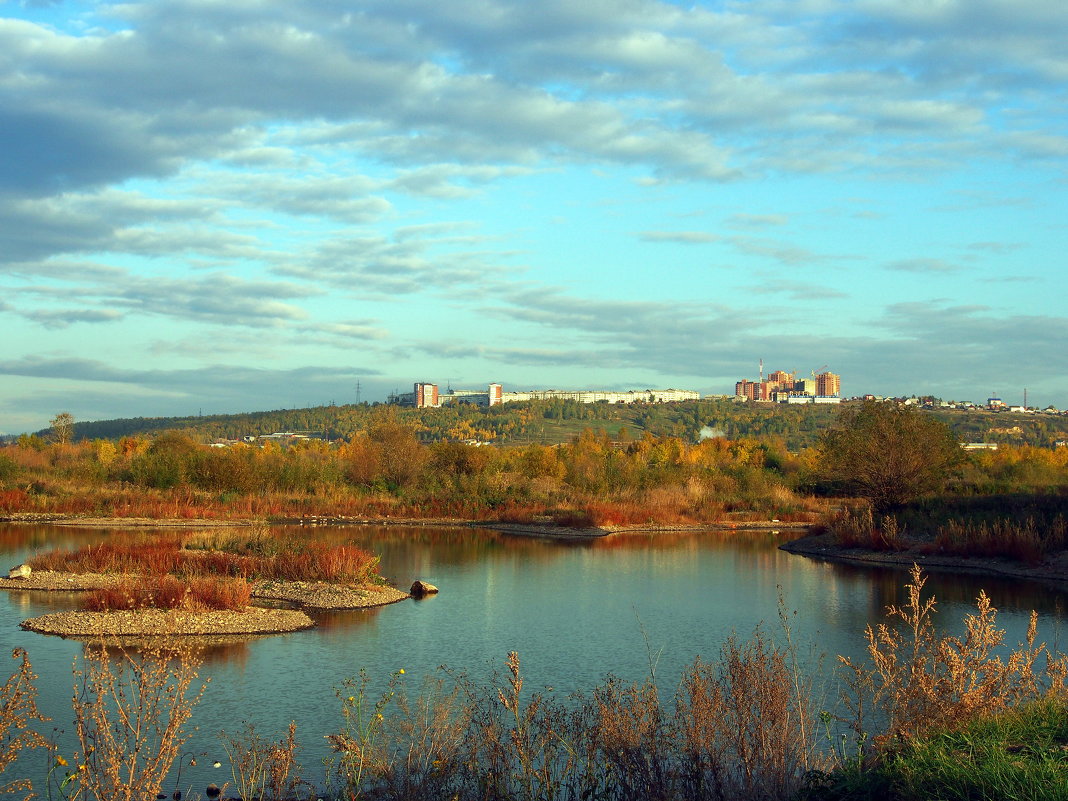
932 515 1066 564
32 532 382 587
83 575 252 611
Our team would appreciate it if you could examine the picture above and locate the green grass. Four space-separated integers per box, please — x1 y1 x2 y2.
810 697 1068 801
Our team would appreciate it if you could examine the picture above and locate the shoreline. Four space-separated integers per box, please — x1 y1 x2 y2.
0 511 814 537
779 530 1068 589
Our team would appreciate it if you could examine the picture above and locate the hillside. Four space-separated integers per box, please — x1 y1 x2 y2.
26 399 1068 451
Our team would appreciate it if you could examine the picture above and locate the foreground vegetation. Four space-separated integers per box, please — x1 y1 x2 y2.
3 568 1066 801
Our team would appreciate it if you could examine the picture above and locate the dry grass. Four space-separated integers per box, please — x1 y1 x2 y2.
826 506 905 551
1 648 49 800
840 564 1068 747
71 644 207 801
83 575 253 612
31 531 382 586
221 722 311 801
932 515 1067 564
328 643 825 801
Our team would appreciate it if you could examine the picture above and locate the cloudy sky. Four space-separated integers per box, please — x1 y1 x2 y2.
2 0 1066 433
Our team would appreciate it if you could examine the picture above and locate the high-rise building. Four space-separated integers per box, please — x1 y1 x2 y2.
766 370 794 388
735 380 766 401
414 382 439 408
815 372 841 397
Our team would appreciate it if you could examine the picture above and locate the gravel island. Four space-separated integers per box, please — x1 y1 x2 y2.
3 570 410 639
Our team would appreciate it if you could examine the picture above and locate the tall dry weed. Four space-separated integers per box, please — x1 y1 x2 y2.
672 631 824 801
71 644 207 801
221 721 310 801
361 676 472 801
840 564 1068 746
1 648 49 800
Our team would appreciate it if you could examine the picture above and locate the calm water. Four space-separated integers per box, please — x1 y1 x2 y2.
2 523 1066 792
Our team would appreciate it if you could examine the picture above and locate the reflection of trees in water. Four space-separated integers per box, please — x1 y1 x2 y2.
306 605 386 633
78 638 252 668
824 560 1066 624
0 524 111 552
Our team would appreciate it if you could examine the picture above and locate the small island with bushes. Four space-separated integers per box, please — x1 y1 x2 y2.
3 528 409 638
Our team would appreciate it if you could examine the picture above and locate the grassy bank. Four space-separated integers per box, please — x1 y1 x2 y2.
825 494 1068 564
806 697 1068 801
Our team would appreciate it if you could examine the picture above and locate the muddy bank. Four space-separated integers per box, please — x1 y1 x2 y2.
780 530 1068 588
1 511 814 537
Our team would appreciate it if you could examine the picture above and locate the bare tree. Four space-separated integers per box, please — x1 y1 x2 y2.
50 412 75 445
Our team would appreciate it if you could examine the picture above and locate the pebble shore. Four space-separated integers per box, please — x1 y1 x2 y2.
2 571 411 638
20 607 315 637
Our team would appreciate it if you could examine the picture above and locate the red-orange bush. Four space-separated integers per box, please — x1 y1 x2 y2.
83 575 252 611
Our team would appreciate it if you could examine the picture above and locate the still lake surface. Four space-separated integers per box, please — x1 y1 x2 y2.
2 522 1066 792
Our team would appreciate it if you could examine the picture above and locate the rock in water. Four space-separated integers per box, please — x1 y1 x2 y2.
8 564 31 580
410 580 439 598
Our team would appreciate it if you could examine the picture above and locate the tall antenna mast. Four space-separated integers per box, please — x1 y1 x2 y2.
1024 387 1028 409
759 358 764 383
355 380 361 405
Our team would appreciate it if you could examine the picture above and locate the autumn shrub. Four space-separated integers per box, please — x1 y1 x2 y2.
0 454 18 484
0 489 30 512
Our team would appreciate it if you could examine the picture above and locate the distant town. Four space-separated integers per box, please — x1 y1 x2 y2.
382 366 1068 417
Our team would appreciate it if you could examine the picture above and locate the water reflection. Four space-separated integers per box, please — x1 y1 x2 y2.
2 521 1066 793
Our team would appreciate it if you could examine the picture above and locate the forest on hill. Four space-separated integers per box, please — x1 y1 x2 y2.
26 397 1068 451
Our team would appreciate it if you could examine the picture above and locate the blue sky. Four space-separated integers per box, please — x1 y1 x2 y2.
2 0 1066 434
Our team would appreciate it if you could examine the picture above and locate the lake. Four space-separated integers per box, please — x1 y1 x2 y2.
2 522 1065 794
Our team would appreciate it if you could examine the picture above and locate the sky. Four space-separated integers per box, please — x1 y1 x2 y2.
2 0 1067 434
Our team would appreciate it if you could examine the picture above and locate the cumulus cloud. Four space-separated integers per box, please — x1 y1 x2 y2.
1 0 1065 423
